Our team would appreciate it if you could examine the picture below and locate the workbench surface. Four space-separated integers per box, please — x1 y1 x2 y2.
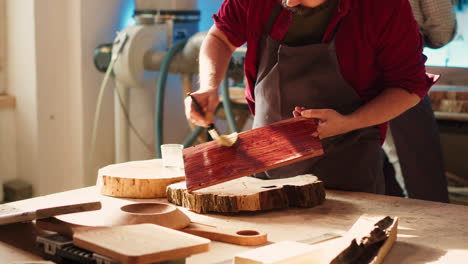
1 186 467 263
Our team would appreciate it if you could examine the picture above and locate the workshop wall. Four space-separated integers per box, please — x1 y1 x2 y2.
4 0 126 196
0 0 5 95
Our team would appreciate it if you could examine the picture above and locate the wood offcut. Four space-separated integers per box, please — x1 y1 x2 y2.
97 159 185 198
183 117 324 192
167 175 326 213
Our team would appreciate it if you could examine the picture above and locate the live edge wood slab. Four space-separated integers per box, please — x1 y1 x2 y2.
183 117 324 192
167 175 325 213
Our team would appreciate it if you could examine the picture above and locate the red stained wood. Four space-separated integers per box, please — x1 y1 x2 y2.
183 117 324 192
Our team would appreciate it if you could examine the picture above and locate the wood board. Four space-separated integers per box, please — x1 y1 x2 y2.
36 200 268 246
233 215 398 264
322 216 398 264
167 175 325 213
37 217 267 247
183 117 324 192
0 201 101 225
234 240 323 264
97 159 185 198
73 224 210 264
429 87 468 113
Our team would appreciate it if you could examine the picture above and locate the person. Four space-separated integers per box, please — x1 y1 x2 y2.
185 0 437 194
383 0 456 202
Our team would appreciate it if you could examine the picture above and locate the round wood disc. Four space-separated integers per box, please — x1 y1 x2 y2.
97 159 185 198
167 174 326 213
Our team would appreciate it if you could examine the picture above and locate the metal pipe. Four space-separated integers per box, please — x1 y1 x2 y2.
155 40 188 158
221 77 238 133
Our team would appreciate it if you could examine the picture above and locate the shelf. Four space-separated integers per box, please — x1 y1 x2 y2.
434 111 468 122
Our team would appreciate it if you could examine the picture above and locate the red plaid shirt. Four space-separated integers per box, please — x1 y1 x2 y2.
213 0 437 139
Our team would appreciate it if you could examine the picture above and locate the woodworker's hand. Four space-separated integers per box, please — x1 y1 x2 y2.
293 107 355 139
185 89 219 127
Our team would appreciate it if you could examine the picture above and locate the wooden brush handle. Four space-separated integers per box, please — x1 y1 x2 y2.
189 94 207 117
189 94 215 134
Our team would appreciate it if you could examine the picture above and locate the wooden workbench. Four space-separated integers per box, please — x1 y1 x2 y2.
1 186 467 264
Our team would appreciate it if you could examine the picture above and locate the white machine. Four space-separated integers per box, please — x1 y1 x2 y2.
92 0 203 166
93 0 242 167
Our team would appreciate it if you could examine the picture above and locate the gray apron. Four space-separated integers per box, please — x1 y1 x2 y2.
389 95 449 202
253 4 384 194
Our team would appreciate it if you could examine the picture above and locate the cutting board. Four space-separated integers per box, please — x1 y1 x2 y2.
0 201 101 225
184 117 324 192
167 175 326 213
73 224 210 264
36 201 267 246
97 159 185 198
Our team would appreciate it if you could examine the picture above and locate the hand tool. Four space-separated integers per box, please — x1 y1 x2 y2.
189 94 238 147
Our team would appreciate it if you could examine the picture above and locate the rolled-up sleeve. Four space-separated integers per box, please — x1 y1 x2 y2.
213 0 248 47
375 0 435 99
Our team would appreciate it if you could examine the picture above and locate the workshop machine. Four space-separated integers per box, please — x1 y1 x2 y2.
93 0 244 164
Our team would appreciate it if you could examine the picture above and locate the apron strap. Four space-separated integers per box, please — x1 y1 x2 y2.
264 3 282 35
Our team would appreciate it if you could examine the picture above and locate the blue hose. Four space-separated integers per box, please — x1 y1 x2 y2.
155 40 188 158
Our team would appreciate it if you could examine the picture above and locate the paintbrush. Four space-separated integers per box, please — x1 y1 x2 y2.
189 94 238 147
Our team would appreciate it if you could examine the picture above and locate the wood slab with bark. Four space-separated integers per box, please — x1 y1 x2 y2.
183 117 324 192
167 175 325 213
97 159 185 198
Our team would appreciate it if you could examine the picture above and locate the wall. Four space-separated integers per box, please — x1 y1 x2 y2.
5 0 38 192
1 0 226 196
5 0 125 195
80 0 129 186
0 0 5 94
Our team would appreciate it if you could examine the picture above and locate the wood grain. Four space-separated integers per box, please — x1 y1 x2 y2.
183 117 324 192
233 216 398 264
0 201 101 225
167 175 326 213
97 159 185 198
234 240 323 264
429 87 468 113
73 224 210 264
182 223 267 246
324 216 398 264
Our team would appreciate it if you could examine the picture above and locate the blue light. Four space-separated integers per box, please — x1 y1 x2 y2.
197 0 224 31
119 0 136 30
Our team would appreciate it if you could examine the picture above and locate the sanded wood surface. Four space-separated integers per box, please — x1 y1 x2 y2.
167 175 325 213
73 224 210 264
183 223 267 246
324 216 398 264
36 200 268 246
3 187 468 264
0 201 101 225
234 240 323 264
184 117 323 191
97 159 185 198
233 216 397 264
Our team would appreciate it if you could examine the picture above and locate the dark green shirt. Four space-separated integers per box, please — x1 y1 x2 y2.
283 0 338 46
